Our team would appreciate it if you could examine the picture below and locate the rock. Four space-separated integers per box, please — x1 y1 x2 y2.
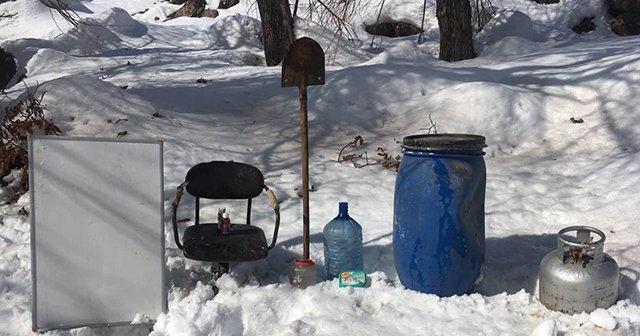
218 0 239 9
201 9 219 18
607 0 640 35
365 21 422 38
572 16 597 34
0 47 17 90
167 0 218 19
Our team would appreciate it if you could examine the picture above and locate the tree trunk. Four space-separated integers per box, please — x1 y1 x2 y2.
0 47 17 90
436 0 475 62
256 0 295 66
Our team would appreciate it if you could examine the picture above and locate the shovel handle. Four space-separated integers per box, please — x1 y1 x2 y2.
299 84 311 260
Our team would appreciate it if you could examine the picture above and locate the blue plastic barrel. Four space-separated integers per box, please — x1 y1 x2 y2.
393 134 486 296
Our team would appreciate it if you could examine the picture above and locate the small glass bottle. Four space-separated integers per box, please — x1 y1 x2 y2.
323 202 363 279
291 259 316 289
217 208 226 234
221 212 231 235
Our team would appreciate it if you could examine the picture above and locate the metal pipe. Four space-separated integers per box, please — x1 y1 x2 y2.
195 197 200 225
299 83 310 260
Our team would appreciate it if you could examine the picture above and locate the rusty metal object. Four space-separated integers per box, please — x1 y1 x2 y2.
282 37 325 260
282 37 325 88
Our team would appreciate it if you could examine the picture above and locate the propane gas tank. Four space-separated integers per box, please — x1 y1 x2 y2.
539 226 619 314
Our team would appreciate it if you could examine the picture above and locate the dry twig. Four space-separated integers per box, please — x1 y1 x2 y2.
471 0 495 34
337 136 401 170
40 0 82 28
419 114 439 134
0 13 17 19
0 89 61 198
337 135 364 162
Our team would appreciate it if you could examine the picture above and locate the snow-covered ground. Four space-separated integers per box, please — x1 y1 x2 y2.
1 0 640 335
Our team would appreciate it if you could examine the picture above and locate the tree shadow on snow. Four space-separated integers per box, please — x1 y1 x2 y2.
474 233 640 305
268 232 396 281
619 267 640 305
258 231 640 305
474 233 556 295
47 325 152 336
164 230 640 305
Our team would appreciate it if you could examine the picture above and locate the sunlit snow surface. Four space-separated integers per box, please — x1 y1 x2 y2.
1 0 640 335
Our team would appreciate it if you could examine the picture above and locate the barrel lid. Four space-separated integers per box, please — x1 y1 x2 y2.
402 134 486 152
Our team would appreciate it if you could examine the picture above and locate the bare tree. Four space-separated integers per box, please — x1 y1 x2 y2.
471 0 494 34
256 0 296 66
436 0 475 62
40 0 81 27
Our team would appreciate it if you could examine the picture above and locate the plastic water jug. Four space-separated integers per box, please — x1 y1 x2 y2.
323 202 363 279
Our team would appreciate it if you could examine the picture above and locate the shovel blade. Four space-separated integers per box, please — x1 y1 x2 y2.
282 37 325 87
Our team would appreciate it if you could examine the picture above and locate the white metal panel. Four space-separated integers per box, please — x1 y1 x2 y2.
29 136 166 331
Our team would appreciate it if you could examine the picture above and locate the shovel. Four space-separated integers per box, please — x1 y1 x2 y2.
282 37 325 260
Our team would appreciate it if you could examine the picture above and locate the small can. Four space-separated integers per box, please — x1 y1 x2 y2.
291 259 316 289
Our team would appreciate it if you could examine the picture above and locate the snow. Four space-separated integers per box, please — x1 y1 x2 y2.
589 308 617 331
475 9 543 52
1 0 640 335
531 320 557 336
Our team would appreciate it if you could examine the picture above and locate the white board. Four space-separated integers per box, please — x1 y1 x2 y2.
29 136 166 331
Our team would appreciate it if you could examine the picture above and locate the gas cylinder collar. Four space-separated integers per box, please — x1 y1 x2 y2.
557 226 606 265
